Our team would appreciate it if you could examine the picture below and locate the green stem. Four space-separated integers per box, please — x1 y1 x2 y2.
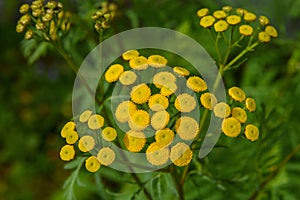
171 166 184 200
215 32 222 65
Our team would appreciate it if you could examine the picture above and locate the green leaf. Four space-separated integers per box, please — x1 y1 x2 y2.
64 157 84 170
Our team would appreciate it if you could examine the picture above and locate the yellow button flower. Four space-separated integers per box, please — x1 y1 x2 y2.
228 86 246 102
60 145 75 161
122 50 139 60
226 15 241 25
213 10 227 19
115 101 137 123
130 83 151 104
151 110 170 130
222 117 241 137
173 66 190 77
214 20 229 32
244 12 256 22
186 76 207 92
129 56 148 70
101 127 117 141
19 4 30 14
105 64 124 83
197 8 209 18
236 8 247 16
175 116 199 140
148 55 168 68
119 71 137 85
265 25 278 38
170 142 193 167
245 97 256 112
155 128 174 147
160 82 177 96
239 25 254 36
61 121 76 138
85 156 101 172
232 107 247 123
258 31 271 43
259 16 270 26
200 15 215 28
79 110 92 123
146 142 170 166
222 6 232 12
66 130 79 144
148 94 169 111
78 135 95 152
244 124 259 141
213 102 231 118
129 109 150 131
88 114 105 130
174 93 196 113
97 147 116 166
152 71 176 89
200 92 217 110
123 130 146 152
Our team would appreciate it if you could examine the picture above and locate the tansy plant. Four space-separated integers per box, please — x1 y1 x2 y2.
17 2 277 200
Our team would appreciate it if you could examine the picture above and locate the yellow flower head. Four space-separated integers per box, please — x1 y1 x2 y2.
174 93 196 113
79 110 92 123
200 92 217 110
152 71 176 89
123 130 146 152
105 64 124 83
226 15 241 25
88 114 105 130
155 128 174 147
222 6 232 12
115 101 137 123
236 8 247 16
151 110 170 130
244 12 257 22
239 25 254 36
200 15 216 28
214 20 228 32
146 142 170 166
85 156 101 172
61 121 76 138
170 142 193 167
101 127 117 141
186 76 207 92
119 71 137 85
259 16 270 26
148 94 169 111
245 97 256 112
148 55 168 68
232 107 247 123
160 82 177 96
244 124 259 141
78 135 95 152
97 147 116 166
122 50 139 60
222 117 241 137
130 83 151 104
129 56 148 70
213 102 231 118
228 87 246 102
19 4 30 14
66 130 79 144
173 66 190 77
197 8 209 18
265 26 278 38
213 10 227 19
129 109 150 131
60 145 75 161
258 31 271 43
175 116 199 140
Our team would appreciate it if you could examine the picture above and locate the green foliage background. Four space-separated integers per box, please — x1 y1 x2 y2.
1 0 300 199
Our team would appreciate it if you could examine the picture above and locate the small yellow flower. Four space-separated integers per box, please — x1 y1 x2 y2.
152 71 176 89
148 94 169 111
236 8 247 16
151 110 170 130
88 114 105 130
16 23 25 33
123 130 146 152
101 127 117 141
60 145 75 161
213 102 231 118
122 50 139 60
19 4 30 14
222 117 241 137
18 14 31 25
130 84 151 104
259 16 270 26
129 56 148 70
244 124 259 141
258 31 271 43
155 128 174 147
175 116 199 140
61 122 76 138
232 107 247 123
85 156 101 172
129 110 150 131
173 66 190 77
160 82 177 96
146 142 170 166
239 25 254 36
228 87 246 102
79 110 92 123
200 15 216 28
119 71 137 85
170 142 193 167
97 147 116 166
244 12 256 22
197 8 209 18
200 92 217 110
25 30 34 40
245 97 256 112
148 55 168 68
213 10 227 19
265 26 278 38
222 6 232 12
78 135 95 152
226 15 241 25
214 20 229 32
174 93 196 113
105 64 124 83
115 101 137 123
66 130 79 144
186 76 207 92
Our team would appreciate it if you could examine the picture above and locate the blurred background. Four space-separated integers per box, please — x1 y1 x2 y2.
1 0 300 199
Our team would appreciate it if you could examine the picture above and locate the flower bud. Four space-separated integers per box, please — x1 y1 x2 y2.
18 14 31 25
42 13 53 22
58 11 64 19
103 13 111 21
108 3 117 11
25 30 34 40
57 2 63 9
36 21 46 30
16 23 25 33
19 4 30 14
49 20 56 35
32 9 43 17
222 6 232 12
31 1 43 10
91 13 99 20
101 21 110 29
46 1 57 9
94 22 101 31
259 16 270 26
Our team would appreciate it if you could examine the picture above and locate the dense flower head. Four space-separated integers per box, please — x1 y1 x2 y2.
148 94 169 111
175 116 199 140
228 87 246 102
214 20 229 32
200 92 217 110
155 128 174 146
119 71 137 85
186 76 207 92
174 93 197 113
60 145 75 161
105 64 124 83
122 50 139 60
213 102 231 118
232 107 247 123
222 117 241 137
170 142 193 167
130 84 151 104
197 8 209 18
148 55 168 68
123 130 146 152
97 147 116 166
226 15 241 25
129 56 148 70
200 15 216 28
85 156 101 172
146 142 170 166
173 66 190 77
151 110 170 130
244 124 259 141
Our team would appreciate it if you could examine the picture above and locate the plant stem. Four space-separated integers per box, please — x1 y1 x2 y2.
171 166 184 200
